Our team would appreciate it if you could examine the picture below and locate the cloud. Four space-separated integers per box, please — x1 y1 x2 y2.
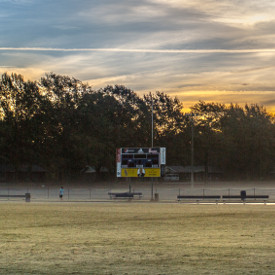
2 48 275 92
2 47 275 53
0 0 33 3
78 1 168 25
1 0 275 113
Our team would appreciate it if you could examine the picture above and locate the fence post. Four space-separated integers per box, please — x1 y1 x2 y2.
25 193 31 202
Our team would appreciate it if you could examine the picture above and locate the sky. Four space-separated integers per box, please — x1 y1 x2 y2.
1 0 275 113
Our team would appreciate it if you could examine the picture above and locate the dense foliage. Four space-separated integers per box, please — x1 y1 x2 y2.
0 73 274 181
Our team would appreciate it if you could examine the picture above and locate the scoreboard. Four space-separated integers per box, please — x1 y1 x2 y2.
116 147 166 178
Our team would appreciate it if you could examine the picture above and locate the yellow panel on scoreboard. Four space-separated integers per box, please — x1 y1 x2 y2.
121 168 161 178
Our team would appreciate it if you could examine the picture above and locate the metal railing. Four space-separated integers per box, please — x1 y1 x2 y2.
0 183 274 202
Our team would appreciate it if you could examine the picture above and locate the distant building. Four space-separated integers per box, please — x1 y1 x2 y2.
269 167 275 179
17 165 47 182
0 164 15 182
0 164 47 182
165 166 223 181
80 165 110 181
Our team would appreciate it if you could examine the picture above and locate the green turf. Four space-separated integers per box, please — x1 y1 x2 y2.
0 202 275 274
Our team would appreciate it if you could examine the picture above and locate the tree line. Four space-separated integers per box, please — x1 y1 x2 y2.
0 72 274 181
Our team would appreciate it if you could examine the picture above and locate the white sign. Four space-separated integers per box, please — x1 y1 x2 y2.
160 147 166 165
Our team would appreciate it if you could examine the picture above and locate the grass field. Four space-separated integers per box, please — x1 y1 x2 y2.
1 202 275 274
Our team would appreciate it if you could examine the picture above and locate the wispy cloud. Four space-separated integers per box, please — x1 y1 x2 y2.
2 47 275 53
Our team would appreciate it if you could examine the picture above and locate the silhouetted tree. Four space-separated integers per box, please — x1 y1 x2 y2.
0 72 274 182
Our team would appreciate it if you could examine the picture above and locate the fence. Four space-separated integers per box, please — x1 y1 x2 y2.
0 183 275 202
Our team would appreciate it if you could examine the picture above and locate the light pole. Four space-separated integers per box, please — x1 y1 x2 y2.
151 94 154 148
186 113 196 188
151 94 154 200
191 116 194 187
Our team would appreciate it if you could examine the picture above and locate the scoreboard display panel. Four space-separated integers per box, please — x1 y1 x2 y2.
116 147 166 178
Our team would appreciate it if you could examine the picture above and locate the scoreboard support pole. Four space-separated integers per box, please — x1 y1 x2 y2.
127 177 132 193
151 179 154 201
129 178 132 193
